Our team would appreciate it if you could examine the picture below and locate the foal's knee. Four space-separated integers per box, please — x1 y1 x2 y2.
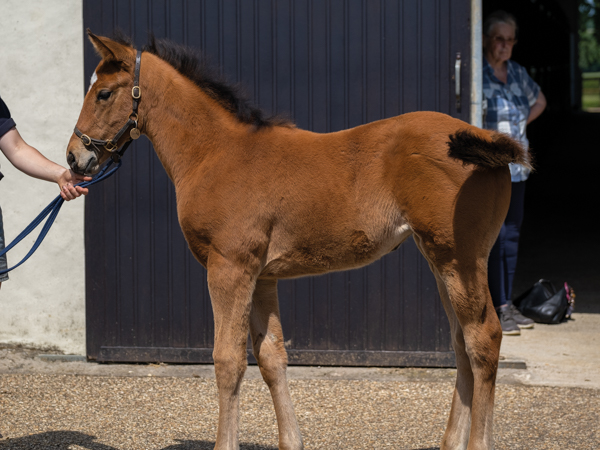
213 348 247 390
253 334 288 388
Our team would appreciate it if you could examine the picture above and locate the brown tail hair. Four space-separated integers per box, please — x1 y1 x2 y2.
447 129 532 170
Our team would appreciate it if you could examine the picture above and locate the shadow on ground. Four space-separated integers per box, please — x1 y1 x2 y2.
0 431 118 450
0 431 278 450
0 432 441 450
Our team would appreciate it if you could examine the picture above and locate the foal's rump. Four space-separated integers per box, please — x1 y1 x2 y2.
385 111 528 171
373 111 525 266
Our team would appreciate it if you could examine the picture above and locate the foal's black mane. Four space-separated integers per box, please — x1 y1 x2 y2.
112 32 291 129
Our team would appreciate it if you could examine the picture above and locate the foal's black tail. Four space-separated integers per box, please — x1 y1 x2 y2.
447 129 532 170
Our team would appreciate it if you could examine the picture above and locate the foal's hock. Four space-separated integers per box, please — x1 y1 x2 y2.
67 31 529 450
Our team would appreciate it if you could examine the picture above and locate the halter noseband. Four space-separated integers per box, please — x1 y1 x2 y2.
74 50 142 163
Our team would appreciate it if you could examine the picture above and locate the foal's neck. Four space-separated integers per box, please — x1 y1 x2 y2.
140 54 243 186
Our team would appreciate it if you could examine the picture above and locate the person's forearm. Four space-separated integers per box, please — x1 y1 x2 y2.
5 141 65 183
527 104 545 124
527 91 547 125
0 127 65 183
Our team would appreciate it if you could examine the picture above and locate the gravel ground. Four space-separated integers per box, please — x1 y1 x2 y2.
0 373 598 450
1 313 599 449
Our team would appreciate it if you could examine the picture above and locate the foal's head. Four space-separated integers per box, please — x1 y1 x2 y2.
67 31 139 175
68 31 293 175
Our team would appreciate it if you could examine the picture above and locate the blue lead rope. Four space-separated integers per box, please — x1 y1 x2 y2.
0 160 122 275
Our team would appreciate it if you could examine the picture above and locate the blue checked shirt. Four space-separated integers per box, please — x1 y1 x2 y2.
482 58 540 182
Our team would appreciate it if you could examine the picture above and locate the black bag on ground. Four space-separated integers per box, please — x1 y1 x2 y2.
513 279 575 324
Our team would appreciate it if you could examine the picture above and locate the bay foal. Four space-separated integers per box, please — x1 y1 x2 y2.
67 32 530 450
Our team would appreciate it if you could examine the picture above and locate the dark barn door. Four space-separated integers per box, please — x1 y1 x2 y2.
83 0 471 366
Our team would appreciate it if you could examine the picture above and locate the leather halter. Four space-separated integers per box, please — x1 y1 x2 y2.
74 50 142 163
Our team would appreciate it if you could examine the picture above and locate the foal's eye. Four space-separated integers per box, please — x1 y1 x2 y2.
97 90 112 101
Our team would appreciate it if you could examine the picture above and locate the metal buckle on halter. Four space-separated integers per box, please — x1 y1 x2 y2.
129 113 141 139
80 134 92 146
104 141 118 152
132 86 141 99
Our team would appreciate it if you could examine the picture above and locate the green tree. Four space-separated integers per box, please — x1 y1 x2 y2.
580 0 600 71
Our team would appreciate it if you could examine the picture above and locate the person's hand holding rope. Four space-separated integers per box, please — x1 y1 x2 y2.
57 168 92 201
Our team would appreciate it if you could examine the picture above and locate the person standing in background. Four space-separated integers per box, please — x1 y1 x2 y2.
482 10 547 335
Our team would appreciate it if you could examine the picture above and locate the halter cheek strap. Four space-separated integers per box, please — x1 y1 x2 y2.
74 50 143 163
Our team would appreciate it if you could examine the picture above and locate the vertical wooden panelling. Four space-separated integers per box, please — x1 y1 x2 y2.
84 0 469 365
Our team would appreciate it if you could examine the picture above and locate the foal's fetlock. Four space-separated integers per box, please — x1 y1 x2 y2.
279 433 304 450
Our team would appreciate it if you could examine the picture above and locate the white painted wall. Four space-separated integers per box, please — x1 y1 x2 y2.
0 1 85 354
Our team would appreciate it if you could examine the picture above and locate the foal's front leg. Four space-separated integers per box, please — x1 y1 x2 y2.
207 253 257 450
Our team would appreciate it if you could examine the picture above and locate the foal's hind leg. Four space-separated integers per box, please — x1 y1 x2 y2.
414 236 501 450
444 268 501 450
207 253 257 450
250 279 303 450
433 271 475 449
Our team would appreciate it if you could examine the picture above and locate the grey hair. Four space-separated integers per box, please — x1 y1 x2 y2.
483 10 518 37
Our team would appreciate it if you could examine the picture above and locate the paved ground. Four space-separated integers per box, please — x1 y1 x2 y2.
500 314 600 389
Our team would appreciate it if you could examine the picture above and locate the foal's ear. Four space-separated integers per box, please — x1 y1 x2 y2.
87 29 133 62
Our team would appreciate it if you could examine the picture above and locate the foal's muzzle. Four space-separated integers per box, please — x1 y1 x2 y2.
67 142 101 176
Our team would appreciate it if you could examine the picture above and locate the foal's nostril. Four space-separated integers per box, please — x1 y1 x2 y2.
67 152 75 166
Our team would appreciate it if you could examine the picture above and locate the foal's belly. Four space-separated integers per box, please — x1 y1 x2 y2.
260 223 413 279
